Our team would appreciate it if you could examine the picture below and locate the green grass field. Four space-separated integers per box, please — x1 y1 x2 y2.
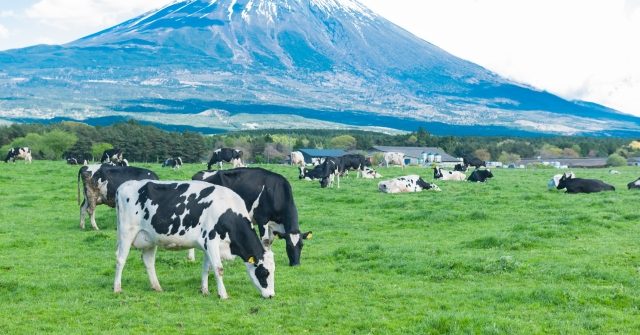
1 161 639 334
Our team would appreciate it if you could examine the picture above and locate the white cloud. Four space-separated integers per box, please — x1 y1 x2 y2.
0 10 16 18
0 24 9 39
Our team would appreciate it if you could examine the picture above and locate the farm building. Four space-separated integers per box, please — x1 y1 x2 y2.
297 148 347 164
372 146 460 166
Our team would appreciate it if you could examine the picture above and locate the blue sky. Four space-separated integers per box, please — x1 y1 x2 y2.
1 0 639 116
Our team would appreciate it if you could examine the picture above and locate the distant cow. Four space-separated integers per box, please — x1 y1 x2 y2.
548 172 575 190
101 148 124 164
114 180 275 299
67 157 80 165
362 167 382 179
4 147 32 163
77 164 159 230
556 173 615 194
208 148 243 170
299 157 340 188
467 169 493 182
193 168 311 266
339 154 370 178
383 152 405 168
463 156 486 169
311 157 325 166
627 178 640 189
433 167 466 181
162 157 183 169
454 164 467 172
378 175 441 193
290 151 305 167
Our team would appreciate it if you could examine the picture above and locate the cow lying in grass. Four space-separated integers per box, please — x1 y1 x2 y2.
433 167 465 181
378 175 440 193
556 173 615 194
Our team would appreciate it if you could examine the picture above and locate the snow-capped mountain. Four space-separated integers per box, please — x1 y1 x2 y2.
1 0 639 136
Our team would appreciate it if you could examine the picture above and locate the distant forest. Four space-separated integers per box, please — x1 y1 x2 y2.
0 120 636 164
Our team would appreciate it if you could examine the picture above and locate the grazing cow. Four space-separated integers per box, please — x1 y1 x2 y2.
4 147 32 163
378 175 441 193
463 156 486 169
162 157 183 169
433 167 466 181
101 148 124 164
339 154 370 178
548 172 575 190
556 173 615 193
192 168 311 266
299 158 340 188
627 178 640 189
290 151 305 167
114 180 275 299
467 169 493 182
454 164 467 172
362 166 382 179
77 164 159 230
208 148 243 170
383 152 405 168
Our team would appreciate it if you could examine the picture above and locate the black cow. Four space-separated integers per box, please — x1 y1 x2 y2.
114 180 275 299
193 167 312 266
162 157 183 169
463 156 486 169
338 154 370 178
77 164 159 230
454 164 467 172
208 148 243 170
101 148 124 164
557 174 615 193
467 169 494 182
5 147 32 163
628 178 640 190
299 157 340 188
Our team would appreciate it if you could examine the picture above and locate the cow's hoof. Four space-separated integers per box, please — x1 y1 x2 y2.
201 288 210 296
152 286 163 292
114 287 122 294
218 293 229 300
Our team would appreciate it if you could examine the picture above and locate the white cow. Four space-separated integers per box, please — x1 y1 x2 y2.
290 151 305 167
383 152 405 168
378 175 441 193
433 167 466 181
548 172 575 190
362 167 382 179
114 180 275 299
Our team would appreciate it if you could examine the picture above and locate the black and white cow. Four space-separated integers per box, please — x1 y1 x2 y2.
628 178 640 190
162 157 183 169
362 166 382 179
339 154 370 178
433 167 466 181
454 164 467 172
378 175 441 193
556 173 615 193
299 157 340 188
101 148 124 164
467 169 493 182
192 168 311 266
208 148 243 170
463 156 486 169
67 157 79 165
77 164 159 230
4 147 32 163
114 180 275 299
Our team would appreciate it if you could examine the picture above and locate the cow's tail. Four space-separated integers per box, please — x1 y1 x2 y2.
77 168 83 206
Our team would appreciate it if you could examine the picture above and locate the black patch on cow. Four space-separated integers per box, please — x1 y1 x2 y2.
208 229 216 240
254 264 270 288
416 177 430 190
179 230 185 236
135 182 215 235
126 198 130 203
212 209 264 263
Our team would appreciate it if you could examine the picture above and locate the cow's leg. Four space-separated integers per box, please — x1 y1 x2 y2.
201 252 211 296
204 239 227 299
89 201 99 230
141 246 162 292
113 232 135 293
79 199 88 229
187 248 196 261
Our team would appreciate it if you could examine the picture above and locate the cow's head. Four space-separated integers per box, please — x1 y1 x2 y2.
245 250 275 298
556 172 574 190
274 231 312 266
319 177 330 188
298 166 307 179
417 177 441 192
433 167 443 179
485 169 494 178
628 178 640 189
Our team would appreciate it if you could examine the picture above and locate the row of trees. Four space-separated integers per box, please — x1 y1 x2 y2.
0 122 636 164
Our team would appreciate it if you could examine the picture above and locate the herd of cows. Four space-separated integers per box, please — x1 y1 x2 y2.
4 145 640 299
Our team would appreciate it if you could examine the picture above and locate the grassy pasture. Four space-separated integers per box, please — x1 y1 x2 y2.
1 161 639 334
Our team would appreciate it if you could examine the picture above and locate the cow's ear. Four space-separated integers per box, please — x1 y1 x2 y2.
273 231 284 239
302 231 313 240
247 256 256 264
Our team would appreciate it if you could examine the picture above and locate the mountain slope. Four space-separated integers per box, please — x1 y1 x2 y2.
0 0 638 136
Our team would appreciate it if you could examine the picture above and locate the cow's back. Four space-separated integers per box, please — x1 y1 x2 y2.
99 166 159 207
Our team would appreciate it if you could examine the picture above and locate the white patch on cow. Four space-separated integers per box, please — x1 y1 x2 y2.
289 233 301 247
248 186 265 222
201 171 218 179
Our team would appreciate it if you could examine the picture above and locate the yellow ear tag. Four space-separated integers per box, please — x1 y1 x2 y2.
248 257 256 264
307 233 313 240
